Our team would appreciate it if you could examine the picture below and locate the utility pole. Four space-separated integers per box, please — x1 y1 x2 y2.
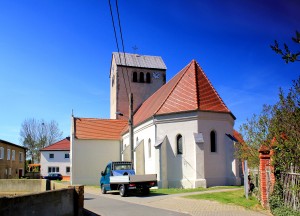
129 93 134 168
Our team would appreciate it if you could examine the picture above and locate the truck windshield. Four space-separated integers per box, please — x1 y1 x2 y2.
114 164 132 170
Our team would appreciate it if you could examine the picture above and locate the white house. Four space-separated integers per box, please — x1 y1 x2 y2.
70 53 241 187
40 137 71 180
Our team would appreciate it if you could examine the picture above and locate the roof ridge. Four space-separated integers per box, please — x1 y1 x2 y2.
154 61 194 115
194 60 200 110
75 117 126 121
195 61 230 112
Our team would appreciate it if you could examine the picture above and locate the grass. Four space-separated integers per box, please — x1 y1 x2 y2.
150 186 241 195
184 189 263 210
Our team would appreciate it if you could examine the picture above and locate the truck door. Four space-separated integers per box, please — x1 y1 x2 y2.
102 164 112 190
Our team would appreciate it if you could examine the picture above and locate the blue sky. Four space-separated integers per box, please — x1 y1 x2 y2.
1 0 299 145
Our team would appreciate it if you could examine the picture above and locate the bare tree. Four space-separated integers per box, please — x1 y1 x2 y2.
20 118 63 163
271 31 300 63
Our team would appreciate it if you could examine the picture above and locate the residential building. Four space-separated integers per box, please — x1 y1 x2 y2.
40 137 71 180
0 139 26 179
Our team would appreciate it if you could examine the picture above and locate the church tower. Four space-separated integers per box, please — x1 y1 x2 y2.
110 52 167 119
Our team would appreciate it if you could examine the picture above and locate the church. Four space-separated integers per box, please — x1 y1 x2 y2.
70 52 241 188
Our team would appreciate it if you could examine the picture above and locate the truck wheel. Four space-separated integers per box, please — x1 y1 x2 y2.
101 185 106 194
142 188 150 195
119 185 127 197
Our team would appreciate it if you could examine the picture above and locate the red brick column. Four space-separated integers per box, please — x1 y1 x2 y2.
259 147 275 208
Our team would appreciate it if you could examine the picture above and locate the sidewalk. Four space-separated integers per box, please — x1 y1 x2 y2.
84 186 271 216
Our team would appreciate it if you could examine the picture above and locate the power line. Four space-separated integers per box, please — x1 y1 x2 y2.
115 0 132 93
108 0 130 98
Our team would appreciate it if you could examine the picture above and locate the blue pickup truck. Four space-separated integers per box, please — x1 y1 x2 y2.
100 161 157 197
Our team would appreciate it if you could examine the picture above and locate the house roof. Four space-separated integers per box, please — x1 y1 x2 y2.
0 139 26 150
112 52 167 70
74 117 127 140
132 60 235 127
40 137 70 151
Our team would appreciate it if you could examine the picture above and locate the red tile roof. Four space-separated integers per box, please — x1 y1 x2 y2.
40 137 70 151
133 60 235 127
233 130 244 143
74 118 127 140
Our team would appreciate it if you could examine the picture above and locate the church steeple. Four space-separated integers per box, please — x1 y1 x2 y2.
110 52 167 119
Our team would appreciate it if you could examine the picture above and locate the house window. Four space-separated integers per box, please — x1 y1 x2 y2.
210 131 217 152
140 72 144 83
65 153 70 159
9 168 11 175
177 134 183 155
48 167 59 173
7 149 11 160
49 153 54 159
12 150 15 161
19 152 23 162
146 72 151 83
148 138 151 158
133 72 137 82
66 167 70 173
0 147 4 159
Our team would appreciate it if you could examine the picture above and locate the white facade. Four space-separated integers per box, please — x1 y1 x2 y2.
122 111 241 189
70 137 121 185
40 150 70 177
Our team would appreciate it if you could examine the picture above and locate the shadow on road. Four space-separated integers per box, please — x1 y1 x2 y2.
83 208 100 216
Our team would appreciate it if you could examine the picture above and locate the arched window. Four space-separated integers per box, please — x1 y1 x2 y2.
140 72 144 83
133 72 137 82
177 134 183 155
148 138 151 158
210 131 216 152
146 72 151 83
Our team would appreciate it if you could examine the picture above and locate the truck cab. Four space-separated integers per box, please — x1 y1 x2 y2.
100 161 157 197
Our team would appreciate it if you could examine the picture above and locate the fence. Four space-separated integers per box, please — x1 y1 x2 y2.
281 170 300 211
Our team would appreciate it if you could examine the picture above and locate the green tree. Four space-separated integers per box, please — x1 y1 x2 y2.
271 31 300 63
237 77 300 172
20 118 63 163
269 77 300 173
237 105 272 169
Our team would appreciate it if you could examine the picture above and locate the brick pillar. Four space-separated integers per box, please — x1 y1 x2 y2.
259 147 275 208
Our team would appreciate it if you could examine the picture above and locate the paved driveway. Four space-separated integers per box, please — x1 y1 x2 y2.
84 187 271 216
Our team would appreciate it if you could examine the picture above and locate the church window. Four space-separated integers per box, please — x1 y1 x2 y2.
176 134 183 155
146 72 151 83
148 138 151 158
140 72 144 83
163 74 166 84
133 72 137 82
210 131 216 152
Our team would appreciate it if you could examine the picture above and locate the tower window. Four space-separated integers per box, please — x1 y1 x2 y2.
133 72 137 82
146 73 151 83
210 131 216 152
177 134 183 155
140 72 144 83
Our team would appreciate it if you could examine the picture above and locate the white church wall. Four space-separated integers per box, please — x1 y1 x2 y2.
122 120 156 174
155 112 199 188
197 111 236 187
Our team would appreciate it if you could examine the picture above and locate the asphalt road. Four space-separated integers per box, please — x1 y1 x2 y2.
84 192 190 216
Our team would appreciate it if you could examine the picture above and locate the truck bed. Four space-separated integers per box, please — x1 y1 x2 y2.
110 174 157 184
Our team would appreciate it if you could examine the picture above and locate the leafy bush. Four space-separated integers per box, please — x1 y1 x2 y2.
269 182 300 216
